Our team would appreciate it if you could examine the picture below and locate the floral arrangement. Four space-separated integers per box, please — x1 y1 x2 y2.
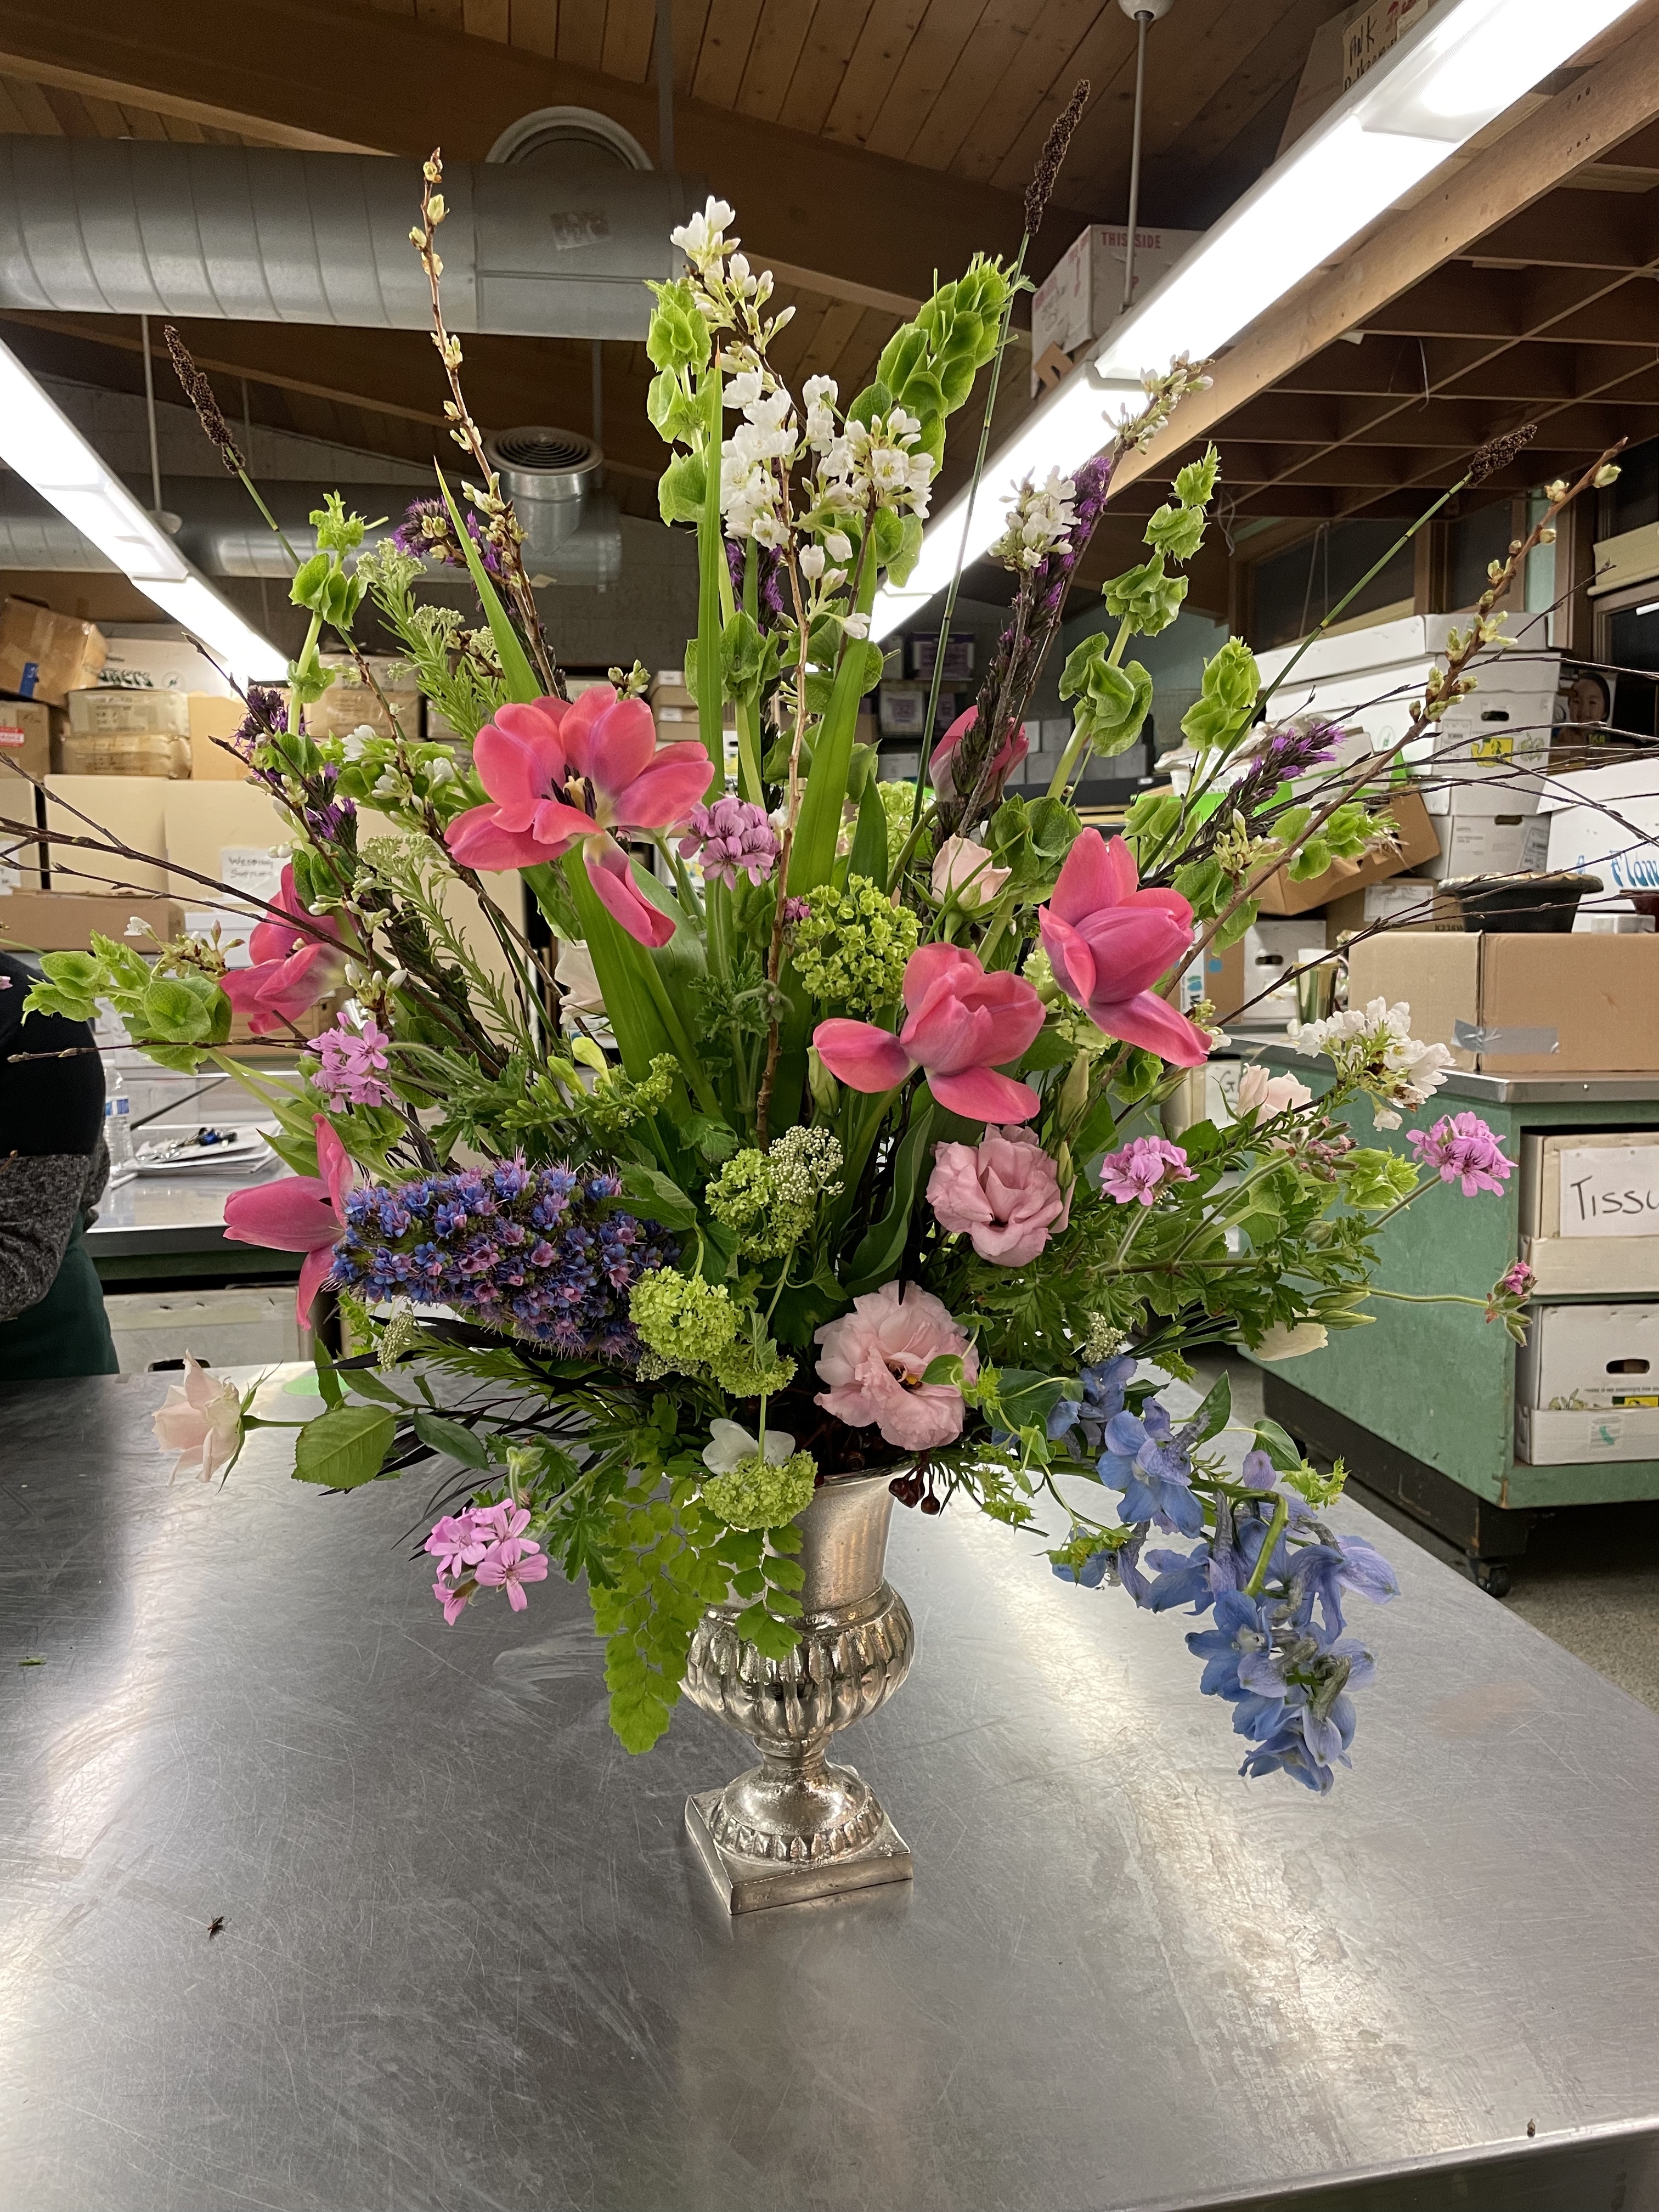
20 123 1616 1794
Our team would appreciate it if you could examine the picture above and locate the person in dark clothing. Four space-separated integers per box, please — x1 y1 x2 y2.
0 949 119 1379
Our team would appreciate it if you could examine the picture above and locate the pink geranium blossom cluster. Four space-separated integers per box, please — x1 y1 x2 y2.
426 1500 549 1623
679 796 780 887
1407 1111 1513 1197
1100 1135 1195 1207
311 1014 394 1109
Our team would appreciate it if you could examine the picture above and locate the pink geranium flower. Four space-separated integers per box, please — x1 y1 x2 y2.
221 863 345 1037
475 1534 550 1612
445 686 710 947
930 704 1028 809
813 943 1046 1123
1407 1111 1513 1195
814 1280 979 1450
424 1508 491 1579
927 1125 1071 1265
1037 830 1208 1068
222 1114 354 1326
432 1575 473 1626
311 1013 394 1110
1099 1134 1194 1206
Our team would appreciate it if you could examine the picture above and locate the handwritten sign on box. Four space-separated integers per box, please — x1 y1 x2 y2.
1558 1146 1659 1237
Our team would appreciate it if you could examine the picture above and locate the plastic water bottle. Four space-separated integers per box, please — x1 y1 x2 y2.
104 1079 134 1169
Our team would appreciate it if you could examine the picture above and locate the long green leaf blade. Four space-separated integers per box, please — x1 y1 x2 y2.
436 465 541 706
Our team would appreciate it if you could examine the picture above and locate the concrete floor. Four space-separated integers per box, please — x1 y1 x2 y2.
1187 1352 1659 1716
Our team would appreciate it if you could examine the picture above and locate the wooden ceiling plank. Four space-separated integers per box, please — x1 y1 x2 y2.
734 0 816 122
3 70 64 131
506 0 558 58
945 0 1107 189
414 0 465 27
1461 189 1659 270
116 101 173 139
462 0 509 38
793 296 867 388
600 0 656 80
556 0 603 67
672 0 714 92
0 74 33 131
1144 0 1343 179
692 0 765 110
820 0 931 150
160 110 209 142
773 0 876 137
78 88 133 133
862 0 992 166
898 0 1037 174
39 82 97 133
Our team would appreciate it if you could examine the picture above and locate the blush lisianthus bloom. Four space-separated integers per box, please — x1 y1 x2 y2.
927 1125 1071 1265
222 1116 353 1325
1235 1064 1313 1118
1407 1111 1513 1197
1037 831 1209 1068
445 686 709 947
678 796 780 887
151 1353 243 1482
813 943 1045 1122
1100 1135 1194 1207
220 863 345 1037
930 834 1011 911
814 1280 979 1450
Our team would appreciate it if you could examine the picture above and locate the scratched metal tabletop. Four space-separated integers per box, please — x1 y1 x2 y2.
1 1369 1655 2212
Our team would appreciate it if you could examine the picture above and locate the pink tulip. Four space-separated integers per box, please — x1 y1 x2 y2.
929 705 1028 809
814 943 1045 1124
814 1280 979 1451
221 864 344 1037
445 686 710 948
1037 830 1208 1068
927 1125 1071 1265
151 1352 242 1482
222 1115 354 1326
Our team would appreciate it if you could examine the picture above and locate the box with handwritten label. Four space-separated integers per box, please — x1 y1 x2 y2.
1519 1131 1659 1294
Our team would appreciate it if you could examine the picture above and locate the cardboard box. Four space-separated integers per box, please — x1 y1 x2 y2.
187 693 255 780
57 731 193 779
305 656 420 742
0 789 44 891
1539 760 1659 895
1345 929 1659 1074
1415 811 1532 882
1517 1404 1659 1465
0 699 60 780
1325 879 1460 936
1256 789 1440 915
1519 1130 1659 1294
1030 223 1202 390
1235 919 1328 1024
44 775 170 893
0 599 106 707
97 634 235 695
0 890 182 951
1516 1302 1659 1411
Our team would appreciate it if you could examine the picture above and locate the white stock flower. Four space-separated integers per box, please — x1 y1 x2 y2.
724 369 764 411
840 612 871 639
799 544 826 582
991 467 1078 571
824 529 853 562
703 1418 796 1474
670 195 736 265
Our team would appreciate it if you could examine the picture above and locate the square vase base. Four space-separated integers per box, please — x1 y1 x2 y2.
685 1788 913 1914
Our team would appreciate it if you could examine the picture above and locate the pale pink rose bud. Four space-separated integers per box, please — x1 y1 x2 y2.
151 1354 243 1482
930 834 1011 912
1235 1064 1313 1117
926 1125 1071 1266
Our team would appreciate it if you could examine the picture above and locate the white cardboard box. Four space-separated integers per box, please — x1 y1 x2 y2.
1517 1404 1659 1464
1539 759 1659 893
1520 1131 1659 1294
1414 811 1532 880
1236 918 1326 1023
1031 223 1201 388
1515 1301 1659 1410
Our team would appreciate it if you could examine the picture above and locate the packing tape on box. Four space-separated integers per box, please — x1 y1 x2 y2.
1453 1020 1559 1054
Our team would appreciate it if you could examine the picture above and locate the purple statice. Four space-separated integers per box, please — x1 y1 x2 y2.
678 796 780 887
1407 1111 1513 1197
393 496 503 577
332 1158 675 1359
310 1014 393 1109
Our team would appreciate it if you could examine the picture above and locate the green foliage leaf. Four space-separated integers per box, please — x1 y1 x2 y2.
1190 1369 1232 1441
436 467 540 705
412 1410 492 1469
292 1404 396 1489
845 1097 936 1295
617 1165 698 1230
658 449 707 525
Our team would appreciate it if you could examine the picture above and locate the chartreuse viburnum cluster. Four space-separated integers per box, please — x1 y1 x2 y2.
68 163 1602 1783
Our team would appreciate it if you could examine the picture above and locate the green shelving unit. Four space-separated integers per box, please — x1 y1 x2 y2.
1249 1052 1659 1590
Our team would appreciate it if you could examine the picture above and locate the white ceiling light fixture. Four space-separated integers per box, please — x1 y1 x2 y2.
873 0 1645 642
0 337 286 685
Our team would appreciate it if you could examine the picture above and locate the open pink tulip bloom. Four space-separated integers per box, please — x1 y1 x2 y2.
814 943 1045 1123
1037 830 1209 1068
221 864 343 1036
223 1115 353 1326
445 686 710 947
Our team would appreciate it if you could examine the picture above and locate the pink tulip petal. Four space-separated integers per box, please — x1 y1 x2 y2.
445 807 560 872
528 795 602 851
554 685 617 782
1049 829 1121 926
812 1018 915 1094
927 1065 1041 1123
223 1174 337 1252
586 841 676 948
473 716 560 832
1074 907 1193 998
314 1115 354 1222
614 743 716 829
902 940 978 1019
295 1242 335 1329
1089 986 1210 1066
965 973 1046 1065
1040 909 1096 1007
592 696 659 794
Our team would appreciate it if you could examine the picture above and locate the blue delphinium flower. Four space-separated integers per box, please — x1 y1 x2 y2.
1048 1352 1137 1452
1098 1400 1205 1535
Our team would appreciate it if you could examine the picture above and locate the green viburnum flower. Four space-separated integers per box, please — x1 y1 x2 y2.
710 1342 798 1398
628 1269 737 1372
706 1125 844 1257
583 1053 678 1136
702 1449 818 1531
788 876 918 1014
878 778 928 870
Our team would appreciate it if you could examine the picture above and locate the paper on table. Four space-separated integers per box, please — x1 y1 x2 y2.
1558 1146 1659 1238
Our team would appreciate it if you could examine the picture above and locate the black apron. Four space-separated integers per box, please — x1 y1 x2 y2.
0 1207 120 1381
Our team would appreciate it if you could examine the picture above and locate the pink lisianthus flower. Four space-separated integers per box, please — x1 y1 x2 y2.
1407 1111 1513 1197
1100 1135 1195 1207
221 863 345 1037
311 1014 393 1110
679 796 780 887
814 1280 979 1451
445 686 710 947
813 943 1046 1124
927 1125 1071 1265
1037 830 1208 1068
151 1353 243 1482
222 1114 354 1327
475 1534 550 1612
930 834 1010 912
929 705 1028 809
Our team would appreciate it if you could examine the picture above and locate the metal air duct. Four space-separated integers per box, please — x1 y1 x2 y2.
0 134 701 340
483 426 620 590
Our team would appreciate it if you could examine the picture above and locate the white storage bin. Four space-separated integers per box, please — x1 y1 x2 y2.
1517 1403 1659 1464
1515 1301 1659 1412
1519 1132 1659 1294
67 687 191 736
105 1286 306 1374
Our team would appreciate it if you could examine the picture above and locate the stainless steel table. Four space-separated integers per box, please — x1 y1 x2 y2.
3 1370 1657 2212
88 1170 300 1288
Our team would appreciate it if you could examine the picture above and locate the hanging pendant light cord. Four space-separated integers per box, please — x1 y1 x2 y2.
1122 9 1152 314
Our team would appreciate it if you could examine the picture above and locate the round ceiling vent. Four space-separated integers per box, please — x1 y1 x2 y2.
487 427 601 476
486 106 654 172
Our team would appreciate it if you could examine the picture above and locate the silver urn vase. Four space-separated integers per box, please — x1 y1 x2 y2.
683 1471 915 1913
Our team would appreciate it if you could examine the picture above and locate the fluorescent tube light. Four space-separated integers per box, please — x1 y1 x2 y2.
0 338 285 684
871 0 1644 642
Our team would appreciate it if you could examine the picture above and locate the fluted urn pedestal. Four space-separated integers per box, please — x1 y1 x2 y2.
683 1471 915 1913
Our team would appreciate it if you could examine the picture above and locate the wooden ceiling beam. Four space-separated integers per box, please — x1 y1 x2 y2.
0 0 1026 313
1215 441 1590 488
1459 189 1659 270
